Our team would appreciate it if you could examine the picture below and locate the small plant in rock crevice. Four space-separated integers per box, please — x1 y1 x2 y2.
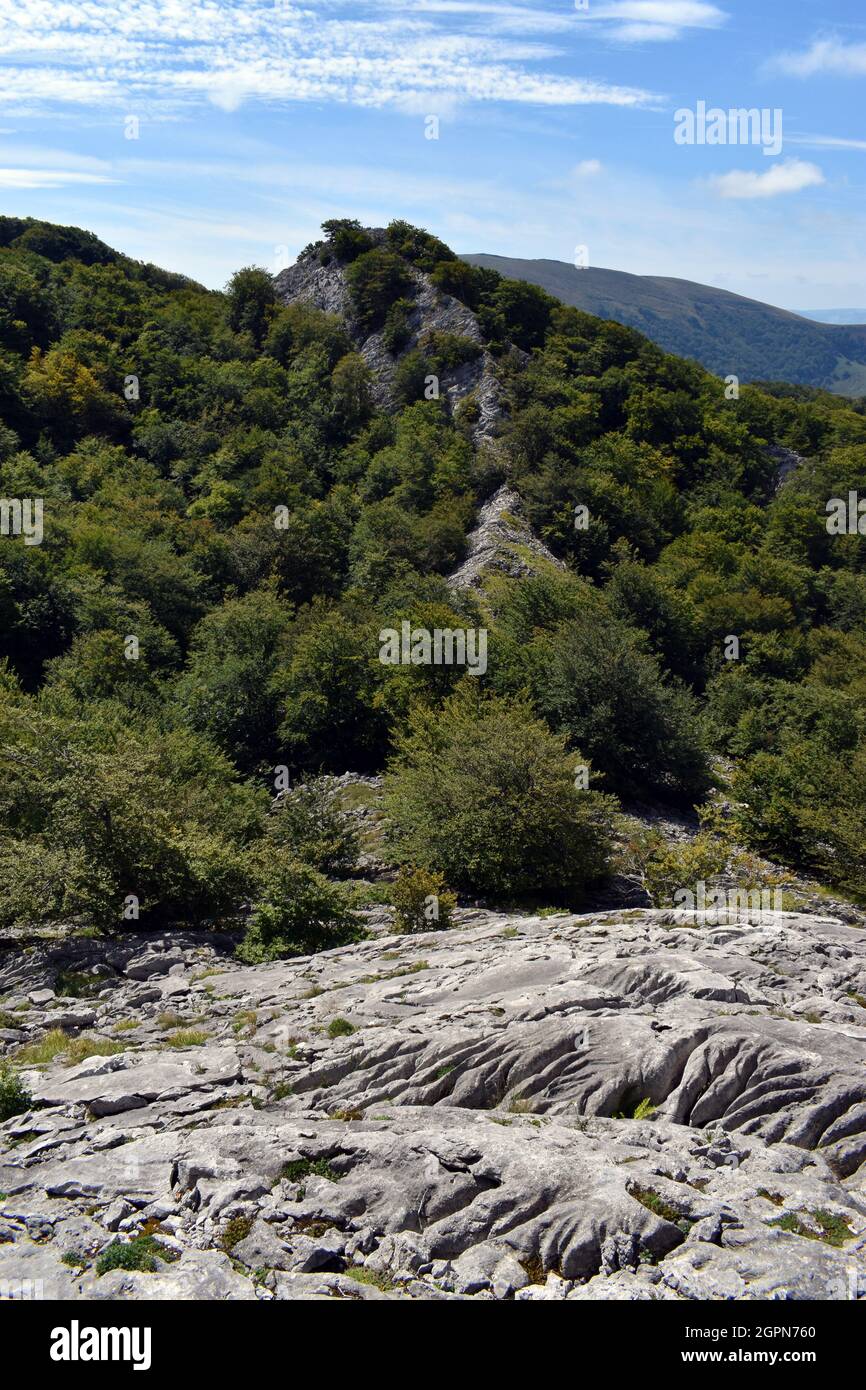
0 1062 32 1121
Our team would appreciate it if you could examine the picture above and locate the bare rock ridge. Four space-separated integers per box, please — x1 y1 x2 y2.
273 231 502 443
448 484 564 591
1 907 865 1300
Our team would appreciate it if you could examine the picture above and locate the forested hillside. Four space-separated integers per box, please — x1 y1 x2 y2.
1 215 865 948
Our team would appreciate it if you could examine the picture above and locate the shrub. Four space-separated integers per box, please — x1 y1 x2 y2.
527 608 711 800
219 1215 254 1252
384 689 615 898
346 249 415 334
391 865 456 933
321 219 374 263
281 1157 341 1183
382 298 414 355
237 860 363 963
267 778 359 875
327 1017 354 1038
0 697 263 930
633 833 729 908
393 349 431 406
418 331 481 373
731 743 866 902
95 1236 164 1276
0 1062 31 1121
55 967 113 998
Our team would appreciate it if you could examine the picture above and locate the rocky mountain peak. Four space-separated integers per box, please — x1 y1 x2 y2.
273 231 504 443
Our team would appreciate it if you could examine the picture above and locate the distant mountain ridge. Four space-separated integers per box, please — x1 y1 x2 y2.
462 254 866 397
797 309 866 326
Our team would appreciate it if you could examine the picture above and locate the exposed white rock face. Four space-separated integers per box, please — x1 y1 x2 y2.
1 908 865 1301
273 247 503 442
766 443 808 491
447 483 564 591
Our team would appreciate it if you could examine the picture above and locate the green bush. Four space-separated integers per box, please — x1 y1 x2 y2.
382 298 414 355
321 219 374 263
384 689 615 898
731 744 866 902
525 606 711 800
346 248 415 334
237 859 363 963
327 1017 354 1038
636 833 728 907
418 331 481 373
0 695 263 928
0 1061 32 1121
95 1236 164 1276
391 865 456 933
393 349 431 406
267 778 359 875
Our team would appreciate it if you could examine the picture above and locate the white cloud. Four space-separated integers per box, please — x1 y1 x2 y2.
573 158 603 175
773 37 866 78
0 0 658 114
408 2 577 34
588 1 727 41
788 134 866 152
374 0 725 41
709 159 824 200
0 168 115 188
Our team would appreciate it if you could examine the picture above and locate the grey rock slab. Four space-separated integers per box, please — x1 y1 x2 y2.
0 1239 83 1299
30 1047 242 1115
660 1234 861 1301
270 1269 398 1300
84 1249 257 1301
231 1218 297 1271
3 906 866 1300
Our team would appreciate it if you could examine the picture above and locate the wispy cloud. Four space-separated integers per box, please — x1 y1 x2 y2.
406 2 578 34
0 0 658 114
377 0 725 41
0 142 116 188
772 36 866 78
0 168 115 188
587 1 728 43
788 134 866 152
709 159 824 200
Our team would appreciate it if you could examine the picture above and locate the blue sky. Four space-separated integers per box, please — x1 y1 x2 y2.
0 0 864 308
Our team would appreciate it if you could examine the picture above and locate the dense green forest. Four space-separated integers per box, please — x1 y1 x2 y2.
1 215 864 952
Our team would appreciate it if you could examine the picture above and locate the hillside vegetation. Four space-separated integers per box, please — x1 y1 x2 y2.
0 215 865 942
